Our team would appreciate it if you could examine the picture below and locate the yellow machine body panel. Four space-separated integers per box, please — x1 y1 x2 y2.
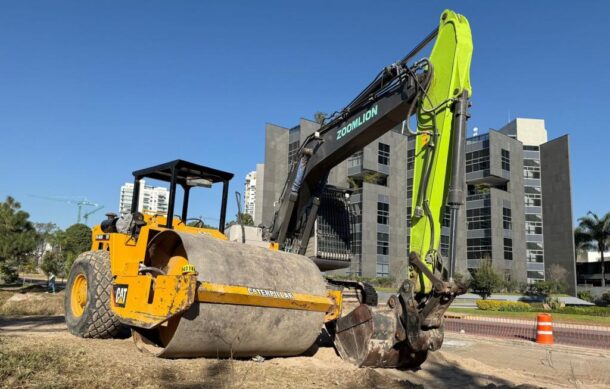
90 213 337 329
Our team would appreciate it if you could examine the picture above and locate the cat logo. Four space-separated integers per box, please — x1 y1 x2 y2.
113 284 129 307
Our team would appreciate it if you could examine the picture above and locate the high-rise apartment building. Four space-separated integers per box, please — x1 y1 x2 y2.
119 180 169 216
256 117 576 294
244 171 257 220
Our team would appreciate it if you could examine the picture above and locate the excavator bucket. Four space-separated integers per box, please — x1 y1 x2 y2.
331 275 459 368
334 304 407 367
332 300 437 368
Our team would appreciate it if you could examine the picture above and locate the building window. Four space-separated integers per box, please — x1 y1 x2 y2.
377 202 389 225
467 237 492 260
442 207 451 228
288 141 300 164
523 159 541 179
407 177 413 199
501 149 510 171
527 271 545 280
377 232 389 255
467 207 491 230
351 232 362 255
378 143 390 165
503 207 512 230
466 148 490 173
524 192 542 207
523 145 540 151
504 238 513 260
406 206 412 228
525 214 543 235
376 263 389 277
440 234 449 258
524 166 541 179
407 147 415 170
348 151 363 168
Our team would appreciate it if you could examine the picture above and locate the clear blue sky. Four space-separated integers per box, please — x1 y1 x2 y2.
1 1 608 228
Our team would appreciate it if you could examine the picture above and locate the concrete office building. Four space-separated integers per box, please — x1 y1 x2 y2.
256 118 410 278
119 180 169 216
255 117 576 294
244 171 257 220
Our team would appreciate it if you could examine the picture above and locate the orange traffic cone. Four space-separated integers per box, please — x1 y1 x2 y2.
536 313 554 345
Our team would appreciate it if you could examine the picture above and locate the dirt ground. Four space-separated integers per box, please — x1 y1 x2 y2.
1 313 609 389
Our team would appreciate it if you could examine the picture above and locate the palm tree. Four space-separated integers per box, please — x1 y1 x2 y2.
574 226 595 259
577 212 610 287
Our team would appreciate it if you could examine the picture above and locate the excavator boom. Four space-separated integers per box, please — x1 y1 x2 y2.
270 9 473 367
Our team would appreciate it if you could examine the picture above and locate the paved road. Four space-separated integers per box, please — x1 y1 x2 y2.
444 317 610 349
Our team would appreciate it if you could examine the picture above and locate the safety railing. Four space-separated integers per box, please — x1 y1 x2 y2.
444 314 610 349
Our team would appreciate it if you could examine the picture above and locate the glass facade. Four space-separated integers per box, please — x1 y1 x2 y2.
523 146 545 283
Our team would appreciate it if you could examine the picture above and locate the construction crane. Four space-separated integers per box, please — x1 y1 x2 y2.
31 195 101 224
82 206 105 225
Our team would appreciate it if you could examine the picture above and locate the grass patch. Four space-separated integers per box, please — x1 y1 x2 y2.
0 337 142 388
448 307 610 326
0 337 70 386
0 291 64 316
376 287 397 293
0 291 13 307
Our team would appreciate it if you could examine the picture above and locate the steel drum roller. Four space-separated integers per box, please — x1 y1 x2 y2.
133 230 327 358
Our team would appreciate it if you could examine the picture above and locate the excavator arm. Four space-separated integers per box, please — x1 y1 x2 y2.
268 9 473 367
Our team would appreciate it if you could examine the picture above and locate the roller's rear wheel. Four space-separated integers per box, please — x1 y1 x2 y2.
64 250 124 338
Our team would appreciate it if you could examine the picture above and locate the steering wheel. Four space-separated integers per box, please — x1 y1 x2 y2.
185 218 205 228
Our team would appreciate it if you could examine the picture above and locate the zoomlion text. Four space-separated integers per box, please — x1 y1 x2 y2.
336 105 379 140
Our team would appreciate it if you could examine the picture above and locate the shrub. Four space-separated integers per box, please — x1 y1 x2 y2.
544 296 564 310
470 260 503 299
554 306 610 316
0 264 19 284
577 290 593 302
524 280 566 296
476 299 532 312
501 279 522 293
599 291 610 306
371 276 395 288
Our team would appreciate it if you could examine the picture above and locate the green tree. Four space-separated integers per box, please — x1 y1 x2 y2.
63 223 92 273
41 250 66 278
470 259 502 299
239 213 255 226
33 222 61 266
577 211 610 287
574 226 595 260
0 196 38 283
313 111 327 124
186 219 215 229
226 212 255 229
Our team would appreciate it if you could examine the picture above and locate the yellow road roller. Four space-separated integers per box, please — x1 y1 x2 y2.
65 160 340 359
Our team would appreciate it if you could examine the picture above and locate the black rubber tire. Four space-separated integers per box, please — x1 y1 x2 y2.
64 250 124 338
